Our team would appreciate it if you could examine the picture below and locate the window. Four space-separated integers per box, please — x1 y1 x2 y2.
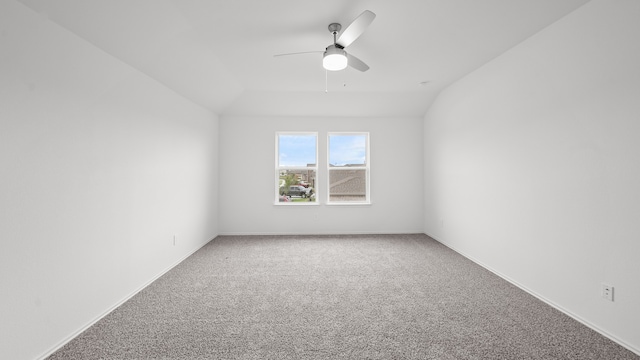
275 133 317 204
328 133 370 204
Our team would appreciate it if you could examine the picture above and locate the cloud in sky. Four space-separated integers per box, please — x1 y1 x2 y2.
278 134 367 167
329 134 366 166
278 134 316 167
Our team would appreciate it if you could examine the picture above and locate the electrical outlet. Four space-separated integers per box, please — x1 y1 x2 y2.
602 284 614 301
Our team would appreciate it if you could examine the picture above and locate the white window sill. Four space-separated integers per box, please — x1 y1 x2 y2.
325 202 372 206
274 202 320 206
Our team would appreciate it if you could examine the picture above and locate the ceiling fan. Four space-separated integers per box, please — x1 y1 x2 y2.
275 10 376 72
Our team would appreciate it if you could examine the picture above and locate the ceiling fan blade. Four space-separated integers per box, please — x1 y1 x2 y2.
274 51 323 57
336 10 376 48
347 53 369 72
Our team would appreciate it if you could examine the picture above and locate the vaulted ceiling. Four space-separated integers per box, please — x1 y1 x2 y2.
17 0 590 117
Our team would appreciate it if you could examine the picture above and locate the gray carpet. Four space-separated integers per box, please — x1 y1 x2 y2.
47 234 638 359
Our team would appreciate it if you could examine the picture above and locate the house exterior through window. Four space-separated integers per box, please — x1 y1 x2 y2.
275 133 318 204
328 133 370 204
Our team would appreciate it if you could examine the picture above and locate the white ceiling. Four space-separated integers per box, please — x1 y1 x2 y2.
17 0 590 118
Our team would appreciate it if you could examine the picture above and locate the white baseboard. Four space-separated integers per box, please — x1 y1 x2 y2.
424 232 640 357
36 235 217 360
217 230 424 236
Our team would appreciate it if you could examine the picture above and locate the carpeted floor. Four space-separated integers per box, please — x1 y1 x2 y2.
47 234 638 359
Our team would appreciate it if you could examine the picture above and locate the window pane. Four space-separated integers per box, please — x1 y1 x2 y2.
329 134 366 166
329 169 366 202
276 132 317 205
278 134 317 167
278 169 316 202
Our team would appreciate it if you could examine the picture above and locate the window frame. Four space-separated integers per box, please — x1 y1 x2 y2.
326 132 371 205
274 132 319 205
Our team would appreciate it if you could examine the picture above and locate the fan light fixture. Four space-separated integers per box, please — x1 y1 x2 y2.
275 12 375 73
323 46 348 71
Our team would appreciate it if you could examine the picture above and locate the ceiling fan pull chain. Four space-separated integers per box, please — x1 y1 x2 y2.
325 69 328 93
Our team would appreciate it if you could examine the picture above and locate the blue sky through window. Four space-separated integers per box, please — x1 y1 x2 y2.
329 134 366 166
278 134 316 167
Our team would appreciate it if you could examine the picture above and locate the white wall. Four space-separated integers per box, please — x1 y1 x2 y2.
0 2 219 359
220 116 424 235
423 0 640 354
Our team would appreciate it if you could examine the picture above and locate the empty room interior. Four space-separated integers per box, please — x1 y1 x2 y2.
1 0 639 359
